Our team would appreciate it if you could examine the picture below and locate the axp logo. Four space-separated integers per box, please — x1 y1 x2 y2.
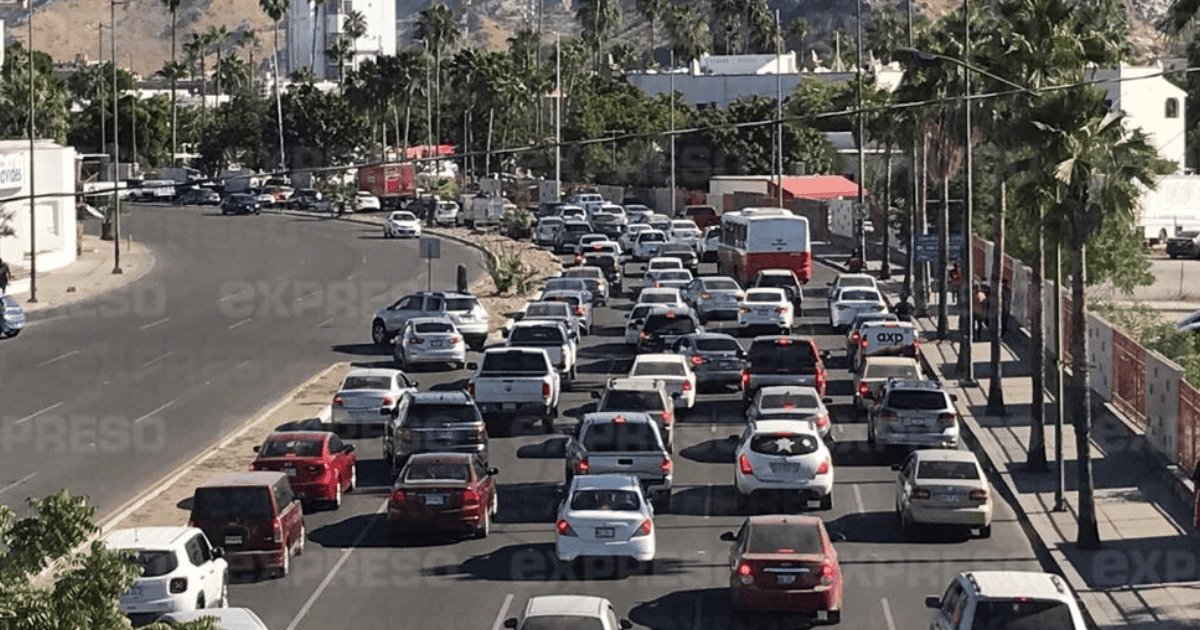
875 331 909 344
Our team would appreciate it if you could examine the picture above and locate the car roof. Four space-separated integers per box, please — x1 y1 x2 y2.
570 473 641 491
634 353 685 363
746 514 824 528
648 256 681 263
105 526 198 550
524 595 609 618
484 346 547 355
750 334 815 344
407 316 455 326
640 288 681 296
757 269 797 277
198 471 287 488
756 385 821 398
408 390 473 404
837 273 876 282
751 418 821 434
582 411 655 425
746 287 786 295
158 608 267 627
606 377 666 391
685 332 739 342
886 379 943 391
912 448 979 464
512 319 568 330
961 571 1075 601
863 356 921 367
344 368 401 378
263 431 331 441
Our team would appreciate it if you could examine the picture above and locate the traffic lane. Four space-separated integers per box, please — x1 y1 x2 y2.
0 207 483 515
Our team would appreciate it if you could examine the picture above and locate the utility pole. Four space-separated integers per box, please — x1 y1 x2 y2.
26 0 38 302
775 9 784 208
554 35 561 199
958 0 976 385
99 24 106 161
1054 243 1066 511
855 0 867 264
111 0 123 275
669 50 676 217
130 53 137 172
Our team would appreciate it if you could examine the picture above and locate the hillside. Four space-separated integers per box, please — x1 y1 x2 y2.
0 0 1174 78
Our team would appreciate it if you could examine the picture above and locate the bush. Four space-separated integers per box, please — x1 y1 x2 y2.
482 242 538 295
1096 302 1200 386
502 207 533 240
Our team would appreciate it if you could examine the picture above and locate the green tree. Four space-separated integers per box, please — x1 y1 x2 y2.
326 36 353 86
635 0 667 66
0 44 70 143
343 9 368 74
866 6 906 64
787 16 813 64
215 54 250 96
574 0 621 70
416 3 461 143
664 5 713 63
205 25 230 98
260 0 290 168
238 29 261 89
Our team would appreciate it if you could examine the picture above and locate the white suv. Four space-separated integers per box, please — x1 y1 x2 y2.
106 527 229 623
925 571 1087 629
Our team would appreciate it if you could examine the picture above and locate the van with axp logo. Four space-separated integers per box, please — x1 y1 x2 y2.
853 321 919 372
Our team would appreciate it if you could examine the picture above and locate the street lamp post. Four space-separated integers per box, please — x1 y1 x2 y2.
775 9 784 208
855 0 867 262
26 0 37 302
669 50 676 217
960 0 975 386
111 0 123 275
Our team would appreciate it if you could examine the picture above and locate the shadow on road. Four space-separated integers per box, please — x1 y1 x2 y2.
630 589 827 630
679 438 738 464
332 343 389 357
425 543 693 581
516 437 568 459
495 482 561 524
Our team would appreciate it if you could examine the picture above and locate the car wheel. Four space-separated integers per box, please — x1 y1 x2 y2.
979 524 992 539
196 593 206 610
1170 253 1178 259
372 320 390 346
295 525 306 556
277 547 291 578
542 416 555 434
216 574 229 607
331 477 342 509
900 511 914 540
347 466 357 492
475 510 490 539
819 494 833 511
827 610 841 625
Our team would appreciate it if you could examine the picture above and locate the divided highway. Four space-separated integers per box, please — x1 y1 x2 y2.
230 244 1048 630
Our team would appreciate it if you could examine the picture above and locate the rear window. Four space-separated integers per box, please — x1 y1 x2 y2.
601 391 663 411
540 218 564 226
544 294 581 306
582 421 660 451
522 618 603 630
643 315 697 336
632 361 685 377
570 489 641 511
748 341 817 370
584 255 616 268
649 260 680 270
639 233 666 242
695 337 741 352
672 221 699 230
750 432 820 456
192 487 274 520
864 363 920 379
342 375 392 390
414 322 454 333
746 523 824 554
445 298 478 311
704 279 741 291
887 390 948 410
545 279 585 292
757 274 798 289
260 438 323 457
593 214 618 224
565 223 591 234
745 292 782 303
481 351 548 373
759 392 820 410
840 290 880 301
838 277 875 288
563 268 603 279
526 303 569 317
916 461 980 480
685 207 716 217
659 271 692 281
579 279 602 292
970 599 1075 629
403 462 470 482
630 306 661 320
132 550 179 577
511 326 566 344
640 293 677 304
405 403 479 426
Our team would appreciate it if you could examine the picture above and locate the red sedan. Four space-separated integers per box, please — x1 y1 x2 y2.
387 452 499 539
251 431 357 509
721 515 843 624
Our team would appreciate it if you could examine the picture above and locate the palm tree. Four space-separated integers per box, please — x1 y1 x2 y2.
260 0 290 169
239 29 261 89
746 0 778 54
710 0 744 55
788 17 812 64
664 5 713 63
342 9 368 74
634 0 667 66
160 0 184 163
184 32 216 129
326 36 353 86
309 0 327 72
215 54 250 95
416 3 461 144
574 0 620 71
206 25 230 99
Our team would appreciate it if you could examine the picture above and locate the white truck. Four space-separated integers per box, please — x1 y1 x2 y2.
467 347 561 436
506 320 578 386
461 193 509 228
1138 174 1200 244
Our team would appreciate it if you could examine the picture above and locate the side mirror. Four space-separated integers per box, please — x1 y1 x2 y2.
466 362 479 370
252 445 260 452
211 547 225 559
925 596 941 609
719 531 737 541
487 467 500 476
344 444 356 453
380 406 393 416
503 619 518 629
830 531 848 543
410 381 419 388
619 620 633 630
671 392 681 399
950 394 959 402
590 391 601 399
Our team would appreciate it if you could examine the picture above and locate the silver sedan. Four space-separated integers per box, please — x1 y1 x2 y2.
393 317 467 370
682 276 744 322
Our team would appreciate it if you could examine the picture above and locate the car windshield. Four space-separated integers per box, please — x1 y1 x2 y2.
659 271 692 281
540 218 564 227
544 294 581 307
704 279 741 291
565 224 591 234
748 341 816 371
643 315 697 336
750 432 820 456
970 599 1075 630
570 489 641 511
887 390 948 410
481 352 547 373
521 618 604 630
584 255 616 268
582 422 660 451
686 207 716 217
192 487 274 519
390 212 416 221
757 274 797 289
413 322 455 333
1178 231 1200 238
695 337 741 352
259 438 323 457
511 326 565 344
745 292 782 303
917 461 980 480
747 523 824 554
342 375 392 390
639 233 666 242
640 293 677 304
632 361 685 377
864 363 920 379
672 221 698 230
546 279 585 291
840 290 880 302
649 261 680 270
602 391 663 411
132 550 180 577
526 305 569 319
564 268 602 280
403 462 470 482
405 404 479 426
445 298 479 311
760 392 820 410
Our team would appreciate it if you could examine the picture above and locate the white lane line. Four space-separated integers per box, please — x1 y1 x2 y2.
853 484 866 514
15 402 63 425
139 317 171 331
489 593 515 630
134 400 176 424
0 473 38 496
285 500 388 630
36 350 78 368
141 351 173 369
227 317 253 330
316 317 335 329
218 292 244 302
881 597 898 630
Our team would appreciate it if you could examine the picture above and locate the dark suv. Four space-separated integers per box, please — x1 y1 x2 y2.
659 243 699 271
742 335 830 402
382 390 489 472
638 311 701 352
189 472 304 578
220 193 261 215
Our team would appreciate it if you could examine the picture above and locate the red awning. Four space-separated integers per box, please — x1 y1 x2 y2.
404 144 456 160
775 175 863 200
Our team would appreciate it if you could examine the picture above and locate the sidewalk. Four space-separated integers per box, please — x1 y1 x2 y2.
5 233 155 317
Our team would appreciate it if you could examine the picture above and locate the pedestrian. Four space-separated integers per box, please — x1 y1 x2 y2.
893 291 915 322
0 257 9 295
1001 278 1013 335
973 282 989 340
948 262 963 305
848 248 864 273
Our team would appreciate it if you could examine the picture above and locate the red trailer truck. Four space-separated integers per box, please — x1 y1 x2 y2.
357 163 417 209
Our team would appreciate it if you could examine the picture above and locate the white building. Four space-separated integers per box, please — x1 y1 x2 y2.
0 140 79 279
287 0 396 81
1087 64 1187 173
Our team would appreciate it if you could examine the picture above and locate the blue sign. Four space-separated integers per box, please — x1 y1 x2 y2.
915 233 965 263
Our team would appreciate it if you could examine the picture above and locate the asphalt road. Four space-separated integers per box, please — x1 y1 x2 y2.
229 243 1047 630
0 205 483 518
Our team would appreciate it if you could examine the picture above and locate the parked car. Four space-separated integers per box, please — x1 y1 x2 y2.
394 317 467 370
683 275 744 321
895 448 993 538
356 190 382 212
503 596 633 630
386 452 500 539
868 379 960 456
467 347 561 435
330 368 418 431
372 291 490 350
672 332 744 391
250 431 357 508
746 385 833 439
287 188 324 210
382 390 489 471
627 353 696 409
1 294 25 338
220 193 260 215
742 335 830 400
738 288 795 334
854 356 924 412
733 418 834 510
105 527 229 624
564 412 673 508
592 377 676 449
720 515 843 622
384 210 422 238
188 471 304 578
555 474 656 565
1167 231 1200 259
157 607 268 629
176 188 221 206
925 571 1087 630
433 200 460 226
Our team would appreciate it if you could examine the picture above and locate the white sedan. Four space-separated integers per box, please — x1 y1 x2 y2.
668 219 702 249
635 288 689 312
356 191 382 212
738 287 794 333
330 368 418 429
384 210 422 238
734 418 834 511
644 269 693 291
895 448 993 538
627 353 696 409
503 596 631 630
828 286 887 331
555 474 656 565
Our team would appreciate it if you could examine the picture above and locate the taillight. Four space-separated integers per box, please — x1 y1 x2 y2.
861 338 868 348
542 382 552 399
879 410 897 422
820 562 835 586
575 255 583 264
660 411 673 426
969 489 989 501
655 282 663 288
776 337 792 345
690 355 706 366
333 395 344 406
169 577 188 594
661 457 672 474
462 488 481 505
776 307 787 314
816 369 827 395
556 518 577 536
575 458 590 474
815 415 830 430
633 519 653 537
736 561 755 584
816 459 830 475
939 412 958 427
850 331 861 344
912 487 931 500
467 382 476 397
640 331 650 339
400 429 414 443
410 336 424 345
449 335 462 344
682 381 692 392
739 306 749 313
738 454 754 475
857 382 870 397
270 517 283 543
741 370 750 387
701 292 712 300
249 462 262 471
382 396 394 407
390 488 407 504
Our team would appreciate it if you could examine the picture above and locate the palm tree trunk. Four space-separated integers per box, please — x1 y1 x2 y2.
936 175 950 339
1028 208 1048 471
170 9 178 164
986 181 1006 415
215 49 223 100
403 99 411 157
200 55 208 135
915 132 929 315
310 1 320 71
434 50 442 145
649 15 656 67
1070 242 1100 549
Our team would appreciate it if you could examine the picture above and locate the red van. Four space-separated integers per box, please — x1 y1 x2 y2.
189 471 305 579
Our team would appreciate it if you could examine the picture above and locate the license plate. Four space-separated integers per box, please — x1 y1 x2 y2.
936 492 962 503
777 574 797 585
903 418 926 427
436 432 455 441
284 468 297 477
224 535 242 545
769 463 801 474
595 527 615 538
717 361 734 369
755 308 770 315
423 494 446 506
430 340 445 348
502 402 516 411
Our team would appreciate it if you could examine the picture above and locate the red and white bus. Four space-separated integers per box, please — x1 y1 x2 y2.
717 208 812 285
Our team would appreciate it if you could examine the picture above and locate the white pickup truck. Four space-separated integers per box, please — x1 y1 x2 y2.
506 320 578 386
467 347 561 436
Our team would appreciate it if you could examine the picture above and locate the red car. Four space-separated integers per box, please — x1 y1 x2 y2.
387 452 499 539
721 515 843 624
250 431 357 509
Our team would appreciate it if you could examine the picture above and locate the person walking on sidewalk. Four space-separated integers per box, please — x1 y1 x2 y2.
973 281 989 340
0 258 10 295
948 262 963 305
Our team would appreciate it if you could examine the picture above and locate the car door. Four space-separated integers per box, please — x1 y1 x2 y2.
930 580 967 630
327 434 349 486
386 296 421 331
186 534 221 604
473 458 495 511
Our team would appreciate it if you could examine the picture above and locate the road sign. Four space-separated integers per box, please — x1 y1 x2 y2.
915 233 965 263
419 237 441 259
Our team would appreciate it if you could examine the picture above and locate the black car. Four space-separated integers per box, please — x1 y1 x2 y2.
556 220 593 253
659 243 699 270
382 390 488 471
537 201 566 218
638 311 701 352
1167 231 1200 259
581 252 622 284
221 193 261 215
176 188 221 206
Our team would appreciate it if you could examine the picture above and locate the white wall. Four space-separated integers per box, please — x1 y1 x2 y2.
0 141 78 274
288 0 396 80
708 176 771 198
1088 65 1187 173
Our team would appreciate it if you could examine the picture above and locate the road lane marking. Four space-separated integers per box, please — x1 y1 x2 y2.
227 317 253 330
316 317 335 328
218 292 244 302
141 351 173 369
15 402 63 425
134 400 176 424
0 473 37 496
139 317 171 330
36 350 78 368
285 499 388 630
853 484 866 513
490 593 514 630
881 597 897 630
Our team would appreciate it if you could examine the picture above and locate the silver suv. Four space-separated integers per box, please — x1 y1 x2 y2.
372 291 490 350
868 379 959 457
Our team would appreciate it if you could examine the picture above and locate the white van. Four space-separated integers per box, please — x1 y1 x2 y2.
854 320 918 372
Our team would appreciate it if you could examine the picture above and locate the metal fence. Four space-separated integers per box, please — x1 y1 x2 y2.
1112 328 1148 429
1179 384 1200 475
